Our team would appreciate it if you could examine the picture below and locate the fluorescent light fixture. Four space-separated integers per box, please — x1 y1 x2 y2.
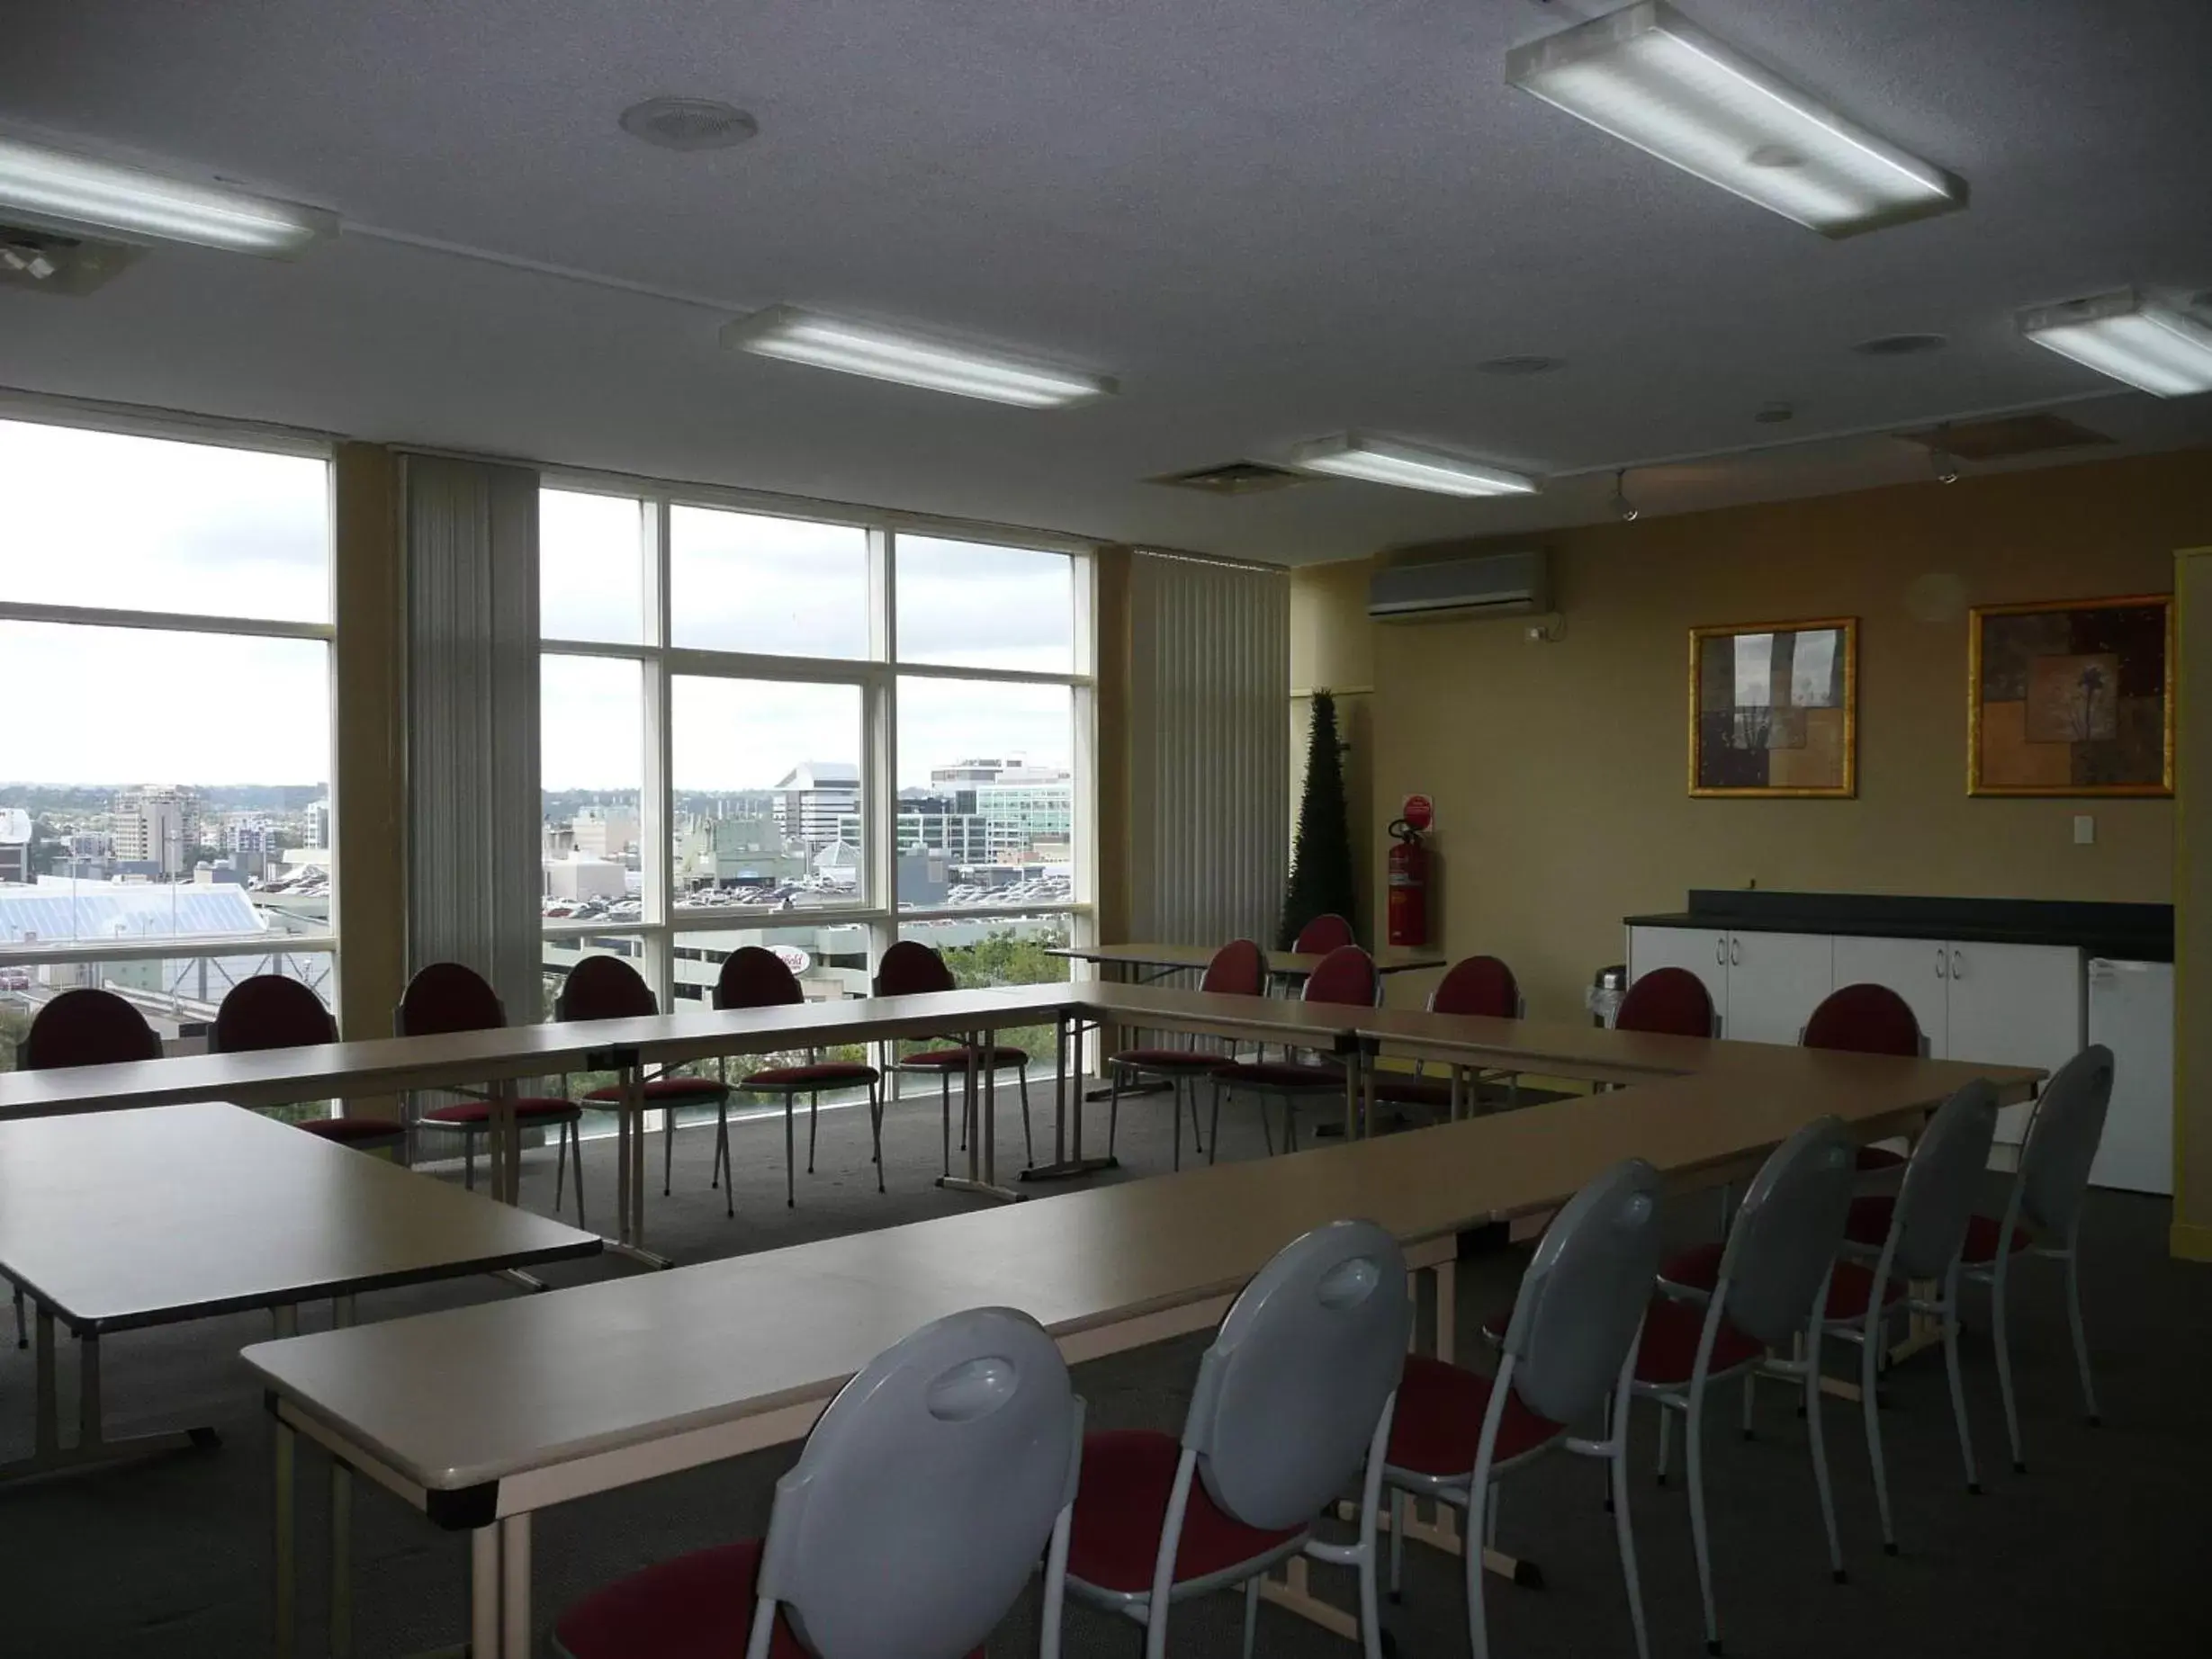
1290 434 1539 498
1506 1 1965 238
0 134 333 256
2018 290 2212 398
721 305 1116 408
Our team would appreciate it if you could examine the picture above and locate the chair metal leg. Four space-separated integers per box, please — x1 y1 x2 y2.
1170 1078 1182 1172
1259 1089 1274 1155
1991 1251 2024 1472
1803 1315 1846 1583
1614 1412 1651 1659
1188 1080 1208 1154
1939 1270 1980 1494
462 1134 475 1192
1388 1488 1406 1600
661 1099 673 1197
2064 1243 2100 1424
717 1102 733 1219
1209 1081 1223 1166
1741 1372 1756 1440
14 1284 26 1350
1464 1474 1493 1659
868 1081 885 1194
1861 1312 1895 1554
783 1095 796 1208
568 1122 585 1228
806 1091 820 1175
940 1072 952 1176
553 1119 569 1211
1686 1382 1719 1654
1655 1403 1673 1484
1017 1065 1033 1165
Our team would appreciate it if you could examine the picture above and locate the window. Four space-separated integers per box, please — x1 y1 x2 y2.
537 483 1092 1116
0 417 335 1072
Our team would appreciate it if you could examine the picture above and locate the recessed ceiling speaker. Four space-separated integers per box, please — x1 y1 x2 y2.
619 98 760 151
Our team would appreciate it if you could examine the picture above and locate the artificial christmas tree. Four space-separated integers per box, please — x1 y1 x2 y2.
1278 688 1361 949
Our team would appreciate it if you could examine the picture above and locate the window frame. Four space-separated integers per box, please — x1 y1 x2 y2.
537 470 1096 1015
0 406 338 990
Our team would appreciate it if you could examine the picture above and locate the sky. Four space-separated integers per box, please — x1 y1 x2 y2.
0 425 1075 796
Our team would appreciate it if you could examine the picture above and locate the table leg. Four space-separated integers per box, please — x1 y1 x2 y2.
605 1062 672 1270
470 1526 502 1657
488 1078 519 1206
33 1306 57 1458
500 1513 533 1659
938 1029 1023 1202
274 1414 296 1659
1021 1009 1119 1184
330 1296 356 1659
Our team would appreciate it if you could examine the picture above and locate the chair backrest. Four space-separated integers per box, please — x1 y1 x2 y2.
1714 1117 1857 1347
713 946 805 1011
397 961 507 1036
1182 1219 1410 1531
1615 967 1716 1038
1301 944 1380 1009
211 975 337 1054
22 987 162 1070
1430 955 1520 1019
1803 982 1924 1057
875 939 956 999
1499 1158 1665 1425
1200 938 1267 998
1886 1080 2001 1281
1292 912 1355 955
755 1306 1080 1659
2015 1045 2116 1240
556 954 658 1022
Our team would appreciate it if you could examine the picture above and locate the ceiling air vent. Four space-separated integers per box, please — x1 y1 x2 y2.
1898 414 2112 461
0 224 140 296
1148 461 1310 497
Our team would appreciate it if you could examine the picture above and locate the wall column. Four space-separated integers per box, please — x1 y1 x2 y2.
2175 544 2212 1260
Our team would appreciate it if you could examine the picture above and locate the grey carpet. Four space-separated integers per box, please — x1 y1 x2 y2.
1 1081 2204 1657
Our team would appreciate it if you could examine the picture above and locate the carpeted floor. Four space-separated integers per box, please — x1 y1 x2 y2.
1 1081 2204 1657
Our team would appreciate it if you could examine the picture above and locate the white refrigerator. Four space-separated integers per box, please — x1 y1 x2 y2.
2085 958 2173 1195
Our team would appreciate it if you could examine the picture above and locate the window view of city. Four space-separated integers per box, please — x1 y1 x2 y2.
0 419 336 1072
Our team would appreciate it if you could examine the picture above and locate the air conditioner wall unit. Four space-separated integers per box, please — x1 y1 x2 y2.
1366 550 1548 623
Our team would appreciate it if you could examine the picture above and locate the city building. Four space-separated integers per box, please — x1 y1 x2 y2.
110 787 199 877
973 767 1074 862
544 852 627 901
0 808 30 885
772 762 859 853
572 808 638 861
845 794 993 862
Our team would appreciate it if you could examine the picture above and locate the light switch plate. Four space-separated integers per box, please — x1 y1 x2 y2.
2073 814 2096 845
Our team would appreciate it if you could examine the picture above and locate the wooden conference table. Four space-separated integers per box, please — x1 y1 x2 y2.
241 984 2041 1657
0 1101 599 1650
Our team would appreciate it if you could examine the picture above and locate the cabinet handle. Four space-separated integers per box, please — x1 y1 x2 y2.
1716 937 1726 966
1953 948 1965 979
1731 938 1741 966
1936 946 1947 979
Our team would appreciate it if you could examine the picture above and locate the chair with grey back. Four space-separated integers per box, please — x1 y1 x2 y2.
1830 1079 2000 1556
1064 1218 1409 1659
1382 1159 1665 1659
553 1305 1083 1659
1647 1118 1857 1654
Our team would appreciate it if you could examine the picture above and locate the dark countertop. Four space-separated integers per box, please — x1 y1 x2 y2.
1625 890 2172 963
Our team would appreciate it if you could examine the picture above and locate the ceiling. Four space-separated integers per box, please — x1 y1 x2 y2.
3 0 2209 565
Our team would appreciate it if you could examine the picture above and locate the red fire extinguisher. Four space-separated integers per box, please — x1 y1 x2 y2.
1387 817 1430 948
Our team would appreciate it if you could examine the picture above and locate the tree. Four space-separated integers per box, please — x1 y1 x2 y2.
1279 689 1360 949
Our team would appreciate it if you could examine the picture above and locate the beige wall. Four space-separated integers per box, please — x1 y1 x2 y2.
1290 450 2210 1030
1290 559 1378 944
2176 544 2212 1261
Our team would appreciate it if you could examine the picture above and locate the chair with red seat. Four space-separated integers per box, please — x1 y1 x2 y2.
1066 1218 1407 1659
1105 937 1265 1170
1371 954 1524 1119
714 946 883 1210
1640 1118 1857 1654
1794 1080 1997 1555
13 988 165 1347
1290 912 1355 955
553 955 733 1212
1380 1159 1661 1659
1615 968 1720 1039
874 939 1030 1178
1802 982 1928 1174
553 1305 1083 1659
1209 945 1379 1156
398 962 586 1223
1845 1045 2114 1474
211 975 406 1155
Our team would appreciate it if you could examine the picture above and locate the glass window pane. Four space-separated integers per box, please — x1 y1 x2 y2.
895 538 1074 672
895 678 1073 910
895 914 1071 1059
0 621 330 948
540 489 647 644
670 507 870 659
0 950 334 1077
541 654 644 926
0 419 329 624
670 677 868 918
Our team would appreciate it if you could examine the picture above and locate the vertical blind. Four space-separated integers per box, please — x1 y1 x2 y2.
404 455 544 1024
1127 552 1290 946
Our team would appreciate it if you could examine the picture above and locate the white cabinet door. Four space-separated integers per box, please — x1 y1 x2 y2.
1722 931 1835 1045
2087 960 2173 1195
1944 942 2085 1145
1627 926 1729 1027
1831 935 1952 1059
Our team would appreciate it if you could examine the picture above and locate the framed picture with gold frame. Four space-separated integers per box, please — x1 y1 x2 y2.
1688 617 1857 798
1968 594 2173 796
